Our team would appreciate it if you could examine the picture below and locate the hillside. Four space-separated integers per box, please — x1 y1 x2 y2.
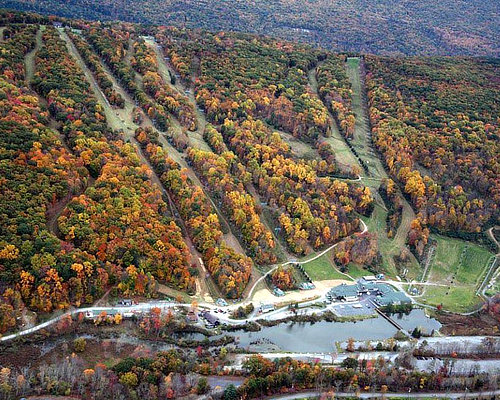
1 0 499 56
0 7 499 400
0 9 497 336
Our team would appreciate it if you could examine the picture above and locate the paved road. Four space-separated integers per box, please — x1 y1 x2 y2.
272 389 500 399
6 218 457 343
487 226 500 250
0 297 312 342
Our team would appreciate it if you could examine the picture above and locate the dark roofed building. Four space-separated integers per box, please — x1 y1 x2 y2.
328 283 360 301
202 311 220 326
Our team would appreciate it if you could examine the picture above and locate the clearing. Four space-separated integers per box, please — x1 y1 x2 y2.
274 127 321 160
143 37 212 152
344 57 419 279
418 234 494 313
301 252 352 282
308 64 362 170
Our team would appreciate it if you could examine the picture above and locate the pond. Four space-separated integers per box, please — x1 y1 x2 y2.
185 309 441 353
229 317 398 352
391 308 441 334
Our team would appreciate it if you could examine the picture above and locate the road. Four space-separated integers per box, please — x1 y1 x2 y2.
0 298 294 342
246 219 367 299
271 389 500 400
479 226 500 297
0 221 369 342
487 226 500 250
231 351 399 369
10 34 481 344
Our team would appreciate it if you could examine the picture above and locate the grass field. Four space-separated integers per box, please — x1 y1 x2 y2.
419 234 494 312
345 57 420 281
425 235 491 284
301 252 352 281
308 65 362 170
346 262 371 278
422 286 482 313
276 127 320 160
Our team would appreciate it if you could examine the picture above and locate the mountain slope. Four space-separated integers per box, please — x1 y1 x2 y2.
2 0 499 56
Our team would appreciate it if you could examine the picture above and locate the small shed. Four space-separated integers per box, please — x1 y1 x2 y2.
259 304 275 313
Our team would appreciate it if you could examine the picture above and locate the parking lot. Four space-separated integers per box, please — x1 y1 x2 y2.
330 298 377 317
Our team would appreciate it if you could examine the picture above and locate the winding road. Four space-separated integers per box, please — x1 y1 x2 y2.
0 219 369 342
487 226 500 250
2 36 392 344
9 33 490 345
246 219 368 299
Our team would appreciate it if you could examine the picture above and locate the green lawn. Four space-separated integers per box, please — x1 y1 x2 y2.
346 262 371 278
420 234 494 312
360 205 420 280
426 235 491 284
458 245 492 284
421 285 481 313
301 253 352 281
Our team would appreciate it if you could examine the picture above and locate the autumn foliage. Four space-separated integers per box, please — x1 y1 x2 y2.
0 25 196 323
365 56 499 255
131 38 197 131
186 146 277 265
271 266 296 290
135 127 252 298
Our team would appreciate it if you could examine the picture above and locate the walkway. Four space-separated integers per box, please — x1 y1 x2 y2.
374 307 408 336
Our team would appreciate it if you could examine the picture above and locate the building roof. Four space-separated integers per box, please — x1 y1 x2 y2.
216 298 228 306
203 311 219 325
357 281 379 292
329 283 359 298
329 282 410 305
376 291 411 305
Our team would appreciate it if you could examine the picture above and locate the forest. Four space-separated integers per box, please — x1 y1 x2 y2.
0 7 498 400
365 56 500 257
0 21 200 332
157 27 372 253
134 127 253 298
3 0 499 56
0 8 497 336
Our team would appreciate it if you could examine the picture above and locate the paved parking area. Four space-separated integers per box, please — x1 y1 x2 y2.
330 298 376 316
